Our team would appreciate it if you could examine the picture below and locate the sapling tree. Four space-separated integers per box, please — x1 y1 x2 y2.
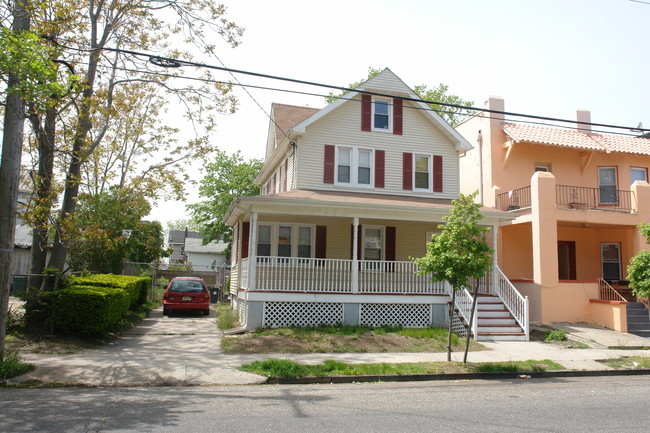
626 223 650 298
414 191 493 362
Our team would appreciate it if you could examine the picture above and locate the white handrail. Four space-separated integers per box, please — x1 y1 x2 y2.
493 267 529 340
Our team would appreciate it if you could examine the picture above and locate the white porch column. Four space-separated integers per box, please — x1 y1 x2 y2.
352 217 359 293
248 212 258 291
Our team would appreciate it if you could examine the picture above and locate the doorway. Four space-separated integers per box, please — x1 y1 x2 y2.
558 241 576 280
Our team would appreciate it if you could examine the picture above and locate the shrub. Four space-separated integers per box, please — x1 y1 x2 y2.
52 285 130 336
67 274 150 309
545 329 567 342
0 352 35 381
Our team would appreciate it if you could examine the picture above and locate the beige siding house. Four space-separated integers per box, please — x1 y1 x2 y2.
225 69 524 339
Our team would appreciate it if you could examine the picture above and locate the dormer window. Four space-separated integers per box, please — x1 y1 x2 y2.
373 99 391 131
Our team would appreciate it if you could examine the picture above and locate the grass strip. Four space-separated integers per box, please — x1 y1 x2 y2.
240 358 565 378
599 356 650 370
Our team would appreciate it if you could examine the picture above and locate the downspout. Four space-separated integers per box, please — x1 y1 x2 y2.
477 130 484 204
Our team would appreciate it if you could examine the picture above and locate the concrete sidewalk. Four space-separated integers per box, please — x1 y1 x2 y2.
8 307 650 386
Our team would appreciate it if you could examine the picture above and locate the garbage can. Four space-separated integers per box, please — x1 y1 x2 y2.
11 276 27 295
209 288 219 303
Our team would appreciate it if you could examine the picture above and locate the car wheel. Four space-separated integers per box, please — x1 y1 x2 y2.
204 309 210 316
163 308 169 316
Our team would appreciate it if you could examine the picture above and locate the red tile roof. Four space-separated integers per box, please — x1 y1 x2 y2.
502 122 650 155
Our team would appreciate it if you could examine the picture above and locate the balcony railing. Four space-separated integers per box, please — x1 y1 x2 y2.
496 186 531 211
556 185 634 212
497 184 635 213
244 256 447 295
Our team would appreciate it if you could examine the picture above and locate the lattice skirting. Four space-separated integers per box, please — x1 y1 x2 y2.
263 302 344 328
360 303 432 328
451 310 469 338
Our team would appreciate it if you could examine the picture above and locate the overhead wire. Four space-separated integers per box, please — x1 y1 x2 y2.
52 39 650 137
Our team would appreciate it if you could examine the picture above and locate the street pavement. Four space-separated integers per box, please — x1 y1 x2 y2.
6 301 650 387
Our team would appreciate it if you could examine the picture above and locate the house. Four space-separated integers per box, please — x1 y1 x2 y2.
224 69 524 339
184 237 228 270
456 96 650 334
167 229 203 264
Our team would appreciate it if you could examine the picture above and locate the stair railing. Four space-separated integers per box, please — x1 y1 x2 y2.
446 282 477 339
493 267 530 341
598 278 628 302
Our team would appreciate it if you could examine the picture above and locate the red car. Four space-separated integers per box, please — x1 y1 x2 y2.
163 277 210 316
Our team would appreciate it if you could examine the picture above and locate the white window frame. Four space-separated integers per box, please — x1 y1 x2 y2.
631 167 647 185
598 167 618 204
413 153 432 192
372 98 392 133
535 164 551 172
335 146 374 188
256 223 315 259
601 242 621 281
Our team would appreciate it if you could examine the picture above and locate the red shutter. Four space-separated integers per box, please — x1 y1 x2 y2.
361 94 371 131
316 225 327 259
403 152 413 190
241 222 250 259
386 226 396 272
324 144 335 184
386 226 396 261
433 155 443 193
375 150 385 188
393 98 403 135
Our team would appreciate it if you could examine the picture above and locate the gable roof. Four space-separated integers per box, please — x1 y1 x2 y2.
502 122 650 156
291 68 472 152
271 103 319 145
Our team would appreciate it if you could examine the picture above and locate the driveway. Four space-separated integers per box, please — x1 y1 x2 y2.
14 308 266 386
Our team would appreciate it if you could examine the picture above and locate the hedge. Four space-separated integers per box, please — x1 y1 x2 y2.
67 274 150 309
51 285 130 336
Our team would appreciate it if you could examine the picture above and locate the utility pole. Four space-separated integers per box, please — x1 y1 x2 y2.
0 0 30 360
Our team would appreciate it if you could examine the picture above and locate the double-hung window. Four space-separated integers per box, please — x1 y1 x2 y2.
256 224 313 261
336 146 373 187
373 99 391 131
414 154 431 190
598 167 617 204
631 167 647 185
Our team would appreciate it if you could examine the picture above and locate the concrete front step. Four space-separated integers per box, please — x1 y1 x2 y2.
476 333 527 342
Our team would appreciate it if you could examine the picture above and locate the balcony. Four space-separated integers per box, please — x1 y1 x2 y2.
497 185 635 213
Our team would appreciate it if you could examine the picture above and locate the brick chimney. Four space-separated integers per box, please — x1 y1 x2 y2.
576 109 591 133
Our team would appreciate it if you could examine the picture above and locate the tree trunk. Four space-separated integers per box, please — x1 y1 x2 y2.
463 280 481 363
0 0 30 360
447 288 456 362
28 108 57 291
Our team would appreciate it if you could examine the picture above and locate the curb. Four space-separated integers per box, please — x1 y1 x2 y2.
265 368 650 385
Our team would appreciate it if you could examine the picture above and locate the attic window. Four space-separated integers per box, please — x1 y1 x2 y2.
373 99 391 131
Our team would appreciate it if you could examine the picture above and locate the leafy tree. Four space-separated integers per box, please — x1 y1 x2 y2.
626 223 650 298
326 66 474 127
167 218 202 232
1 1 244 286
66 187 169 274
188 150 263 257
414 191 492 362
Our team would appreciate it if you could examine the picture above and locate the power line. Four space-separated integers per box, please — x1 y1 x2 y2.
52 40 650 135
94 62 648 139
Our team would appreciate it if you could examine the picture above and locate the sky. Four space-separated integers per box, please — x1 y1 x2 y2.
149 0 650 226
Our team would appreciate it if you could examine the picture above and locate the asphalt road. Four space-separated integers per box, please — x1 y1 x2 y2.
1 376 649 432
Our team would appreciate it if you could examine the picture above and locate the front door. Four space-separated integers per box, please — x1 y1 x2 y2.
601 242 621 281
558 241 576 280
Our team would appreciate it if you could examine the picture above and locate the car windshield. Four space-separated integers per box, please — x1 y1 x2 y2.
170 281 204 292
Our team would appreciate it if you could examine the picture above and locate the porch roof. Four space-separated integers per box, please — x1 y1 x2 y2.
224 189 514 226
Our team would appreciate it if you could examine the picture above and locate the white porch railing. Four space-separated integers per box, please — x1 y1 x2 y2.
240 258 249 289
493 267 529 340
447 285 477 338
246 257 446 294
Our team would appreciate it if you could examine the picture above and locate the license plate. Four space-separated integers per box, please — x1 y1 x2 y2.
182 296 192 301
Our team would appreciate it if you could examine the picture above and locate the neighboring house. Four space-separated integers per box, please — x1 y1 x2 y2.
456 96 650 333
184 237 228 270
224 69 522 339
12 172 34 276
167 229 203 264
